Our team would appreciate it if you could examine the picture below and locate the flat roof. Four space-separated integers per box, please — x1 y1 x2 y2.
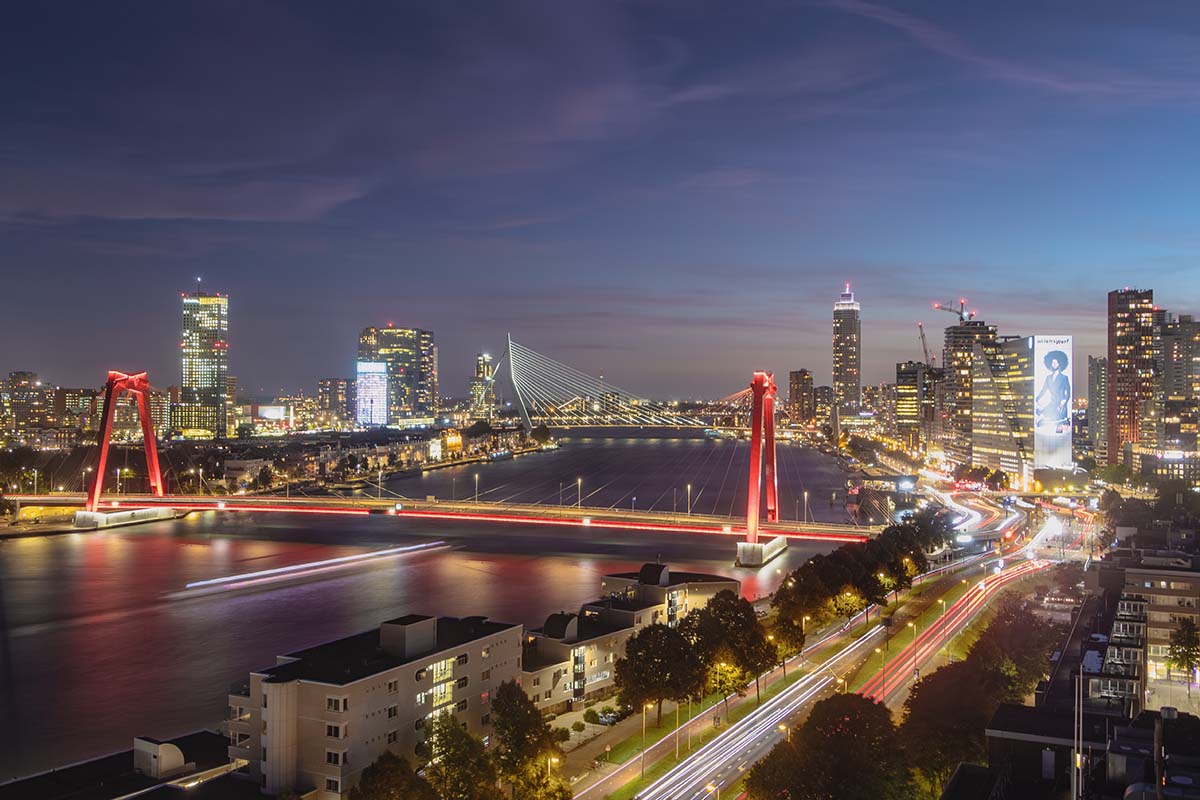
0 731 228 800
260 616 519 686
605 569 738 586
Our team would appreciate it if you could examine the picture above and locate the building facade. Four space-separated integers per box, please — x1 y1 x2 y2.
355 362 389 426
1088 355 1109 461
468 353 495 419
317 379 351 420
941 318 998 466
832 284 862 413
1108 288 1156 466
787 369 814 424
227 615 521 798
358 326 438 422
174 291 229 438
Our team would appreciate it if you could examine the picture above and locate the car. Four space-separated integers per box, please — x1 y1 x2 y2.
598 711 619 725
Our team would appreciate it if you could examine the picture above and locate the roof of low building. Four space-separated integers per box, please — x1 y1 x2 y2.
259 615 519 685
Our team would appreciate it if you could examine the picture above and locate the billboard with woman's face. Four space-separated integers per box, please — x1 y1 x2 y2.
1033 335 1073 470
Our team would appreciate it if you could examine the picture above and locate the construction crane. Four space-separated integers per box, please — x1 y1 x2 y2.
932 298 976 323
917 322 935 365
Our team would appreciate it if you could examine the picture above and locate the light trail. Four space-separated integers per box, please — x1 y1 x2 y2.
621 628 883 800
183 540 449 589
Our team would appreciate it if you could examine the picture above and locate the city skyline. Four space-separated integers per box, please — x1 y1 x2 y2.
5 3 1200 395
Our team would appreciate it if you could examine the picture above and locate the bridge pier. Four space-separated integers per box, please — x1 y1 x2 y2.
736 536 788 568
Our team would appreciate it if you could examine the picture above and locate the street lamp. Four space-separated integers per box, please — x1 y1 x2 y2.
641 702 654 777
546 754 559 779
577 477 582 508
803 489 808 522
778 723 791 743
908 621 918 678
32 468 38 495
81 466 92 493
768 633 786 678
939 599 947 657
706 782 720 799
687 483 692 515
474 473 479 503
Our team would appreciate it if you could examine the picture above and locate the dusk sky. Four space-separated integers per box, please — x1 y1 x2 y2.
4 1 1200 399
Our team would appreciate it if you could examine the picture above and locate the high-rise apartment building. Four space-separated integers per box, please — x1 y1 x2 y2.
895 361 941 453
940 318 998 465
318 379 351 419
173 291 229 437
358 325 438 421
1107 289 1156 466
813 385 834 425
6 371 47 438
468 353 495 418
1088 356 1108 460
788 369 814 423
832 284 861 412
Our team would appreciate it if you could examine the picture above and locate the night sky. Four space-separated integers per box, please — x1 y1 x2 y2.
4 2 1200 399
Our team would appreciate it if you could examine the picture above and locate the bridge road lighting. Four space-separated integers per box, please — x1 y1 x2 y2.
81 466 92 492
32 468 37 495
908 621 918 678
687 483 692 515
803 490 808 522
475 473 479 503
577 477 582 508
939 599 947 659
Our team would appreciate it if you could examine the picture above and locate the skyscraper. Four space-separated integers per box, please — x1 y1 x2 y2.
1088 355 1108 460
940 318 998 465
172 291 229 437
358 325 438 421
788 369 814 423
318 378 350 418
1107 288 1155 465
832 284 861 412
355 362 389 426
895 361 940 453
6 371 46 439
469 353 495 418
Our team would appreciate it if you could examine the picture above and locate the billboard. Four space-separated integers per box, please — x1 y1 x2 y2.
356 361 389 426
1033 335 1073 470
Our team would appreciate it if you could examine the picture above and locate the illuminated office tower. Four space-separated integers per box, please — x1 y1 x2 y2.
788 369 814 423
940 317 998 465
173 291 229 437
469 353 495 418
358 325 437 421
1107 288 1156 465
318 378 350 419
832 284 861 412
355 362 389 426
6 371 47 438
1088 356 1108 460
895 361 940 453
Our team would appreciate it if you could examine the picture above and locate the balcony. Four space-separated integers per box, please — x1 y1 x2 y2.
229 680 250 701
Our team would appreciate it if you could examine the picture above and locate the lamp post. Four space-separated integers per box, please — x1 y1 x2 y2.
769 633 785 678
706 782 720 799
577 477 582 508
81 466 92 493
474 473 479 503
908 621 917 677
640 703 654 777
32 468 37 495
939 598 947 658
546 754 559 779
115 468 122 495
778 723 791 743
803 489 808 522
378 468 383 499
687 483 692 515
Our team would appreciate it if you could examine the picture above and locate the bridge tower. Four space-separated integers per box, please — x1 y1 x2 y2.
86 371 164 512
744 371 778 544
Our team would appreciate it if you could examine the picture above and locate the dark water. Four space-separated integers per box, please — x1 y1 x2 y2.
0 436 851 779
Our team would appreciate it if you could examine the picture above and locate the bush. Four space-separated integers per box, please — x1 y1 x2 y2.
571 720 586 733
600 705 614 716
583 708 600 725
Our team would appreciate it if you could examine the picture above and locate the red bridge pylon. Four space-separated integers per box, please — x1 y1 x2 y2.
86 371 164 512
744 371 778 544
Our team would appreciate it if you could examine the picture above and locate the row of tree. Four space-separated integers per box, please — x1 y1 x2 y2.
614 589 779 726
344 680 571 800
746 595 1061 800
771 513 951 643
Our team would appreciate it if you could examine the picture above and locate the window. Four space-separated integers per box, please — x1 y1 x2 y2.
482 714 491 726
482 669 491 681
326 750 346 766
415 668 428 682
387 705 398 719
543 691 551 700
455 699 468 711
456 653 469 666
481 647 490 659
532 676 540 687
326 778 341 792
415 718 425 731
387 679 398 694
326 724 343 739
387 729 398 744
456 677 469 689
326 696 347 712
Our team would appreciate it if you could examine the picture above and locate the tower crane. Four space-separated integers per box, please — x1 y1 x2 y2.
932 298 976 323
917 322 935 365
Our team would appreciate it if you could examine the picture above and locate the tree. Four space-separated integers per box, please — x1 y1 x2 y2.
827 585 867 626
614 623 703 725
420 712 499 800
491 680 565 798
255 465 272 489
742 627 778 704
902 661 998 798
706 644 747 717
349 751 437 800
1168 619 1200 698
745 694 912 800
968 597 1059 701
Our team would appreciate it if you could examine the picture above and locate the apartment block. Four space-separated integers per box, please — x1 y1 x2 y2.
226 614 521 798
522 564 739 713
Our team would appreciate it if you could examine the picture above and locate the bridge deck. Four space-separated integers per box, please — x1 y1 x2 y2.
10 493 872 542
